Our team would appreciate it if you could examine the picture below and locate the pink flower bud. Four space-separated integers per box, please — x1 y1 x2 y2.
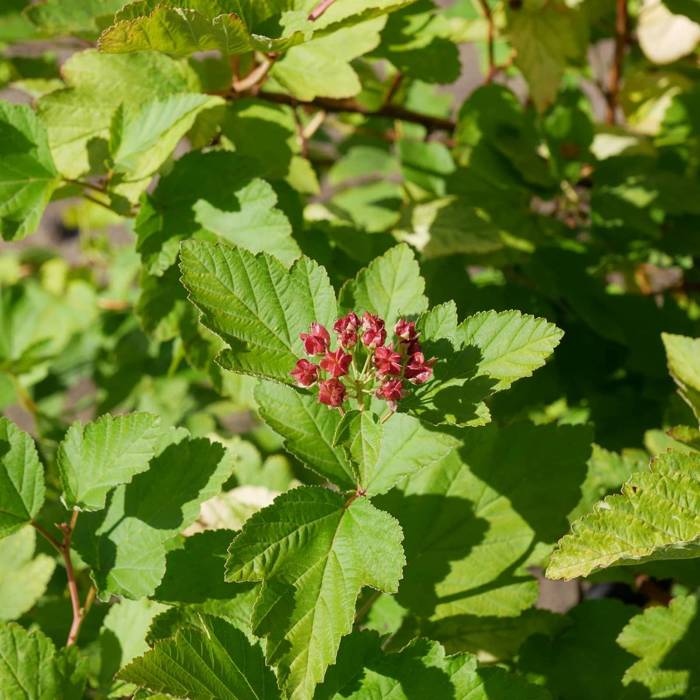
361 312 386 348
374 345 402 376
394 319 418 343
300 322 330 356
333 312 360 348
318 378 346 407
290 359 319 387
404 352 436 385
376 378 404 404
320 348 352 378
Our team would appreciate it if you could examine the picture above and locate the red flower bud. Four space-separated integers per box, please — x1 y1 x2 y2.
376 378 404 404
361 312 386 348
333 312 360 348
404 352 436 385
320 348 352 378
290 359 319 387
394 319 418 343
374 345 402 376
318 378 346 407
300 322 330 356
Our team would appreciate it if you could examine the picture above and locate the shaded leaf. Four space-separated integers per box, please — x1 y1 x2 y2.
120 614 279 700
0 418 45 539
0 102 59 241
225 486 405 699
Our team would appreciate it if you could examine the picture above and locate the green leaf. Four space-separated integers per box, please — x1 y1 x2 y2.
318 632 550 699
518 600 635 700
507 0 587 111
26 0 128 36
119 614 280 700
72 432 234 599
255 381 354 489
98 0 415 58
0 622 86 699
271 19 384 100
193 178 299 267
0 102 60 241
98 3 253 57
37 49 195 181
98 599 167 697
135 151 299 276
109 92 224 182
180 241 337 383
0 527 55 622
548 450 700 580
341 243 428 329
458 310 563 390
57 412 163 512
154 530 256 615
225 486 405 699
663 333 700 421
618 594 700 698
378 422 591 619
396 197 505 259
0 418 45 539
333 410 460 496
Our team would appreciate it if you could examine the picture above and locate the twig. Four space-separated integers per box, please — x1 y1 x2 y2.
308 0 336 21
384 72 403 106
477 0 496 82
232 56 275 93
31 521 62 554
302 109 326 140
606 0 628 125
254 91 455 132
33 512 92 647
65 178 106 194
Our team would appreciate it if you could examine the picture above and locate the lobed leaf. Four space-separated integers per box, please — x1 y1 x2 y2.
120 614 279 699
57 412 163 512
458 310 563 390
225 486 405 699
548 450 700 580
340 243 428 329
180 241 337 383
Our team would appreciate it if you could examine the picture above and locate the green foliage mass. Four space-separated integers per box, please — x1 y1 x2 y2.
2 0 700 698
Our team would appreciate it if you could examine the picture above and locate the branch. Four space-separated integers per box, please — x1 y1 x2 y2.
606 0 628 125
477 0 496 83
253 91 455 132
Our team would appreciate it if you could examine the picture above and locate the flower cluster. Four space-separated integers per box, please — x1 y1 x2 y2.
290 311 436 413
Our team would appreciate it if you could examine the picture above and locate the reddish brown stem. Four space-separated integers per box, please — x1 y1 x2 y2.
606 0 628 125
308 0 336 21
33 512 91 647
254 91 455 132
478 0 496 83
